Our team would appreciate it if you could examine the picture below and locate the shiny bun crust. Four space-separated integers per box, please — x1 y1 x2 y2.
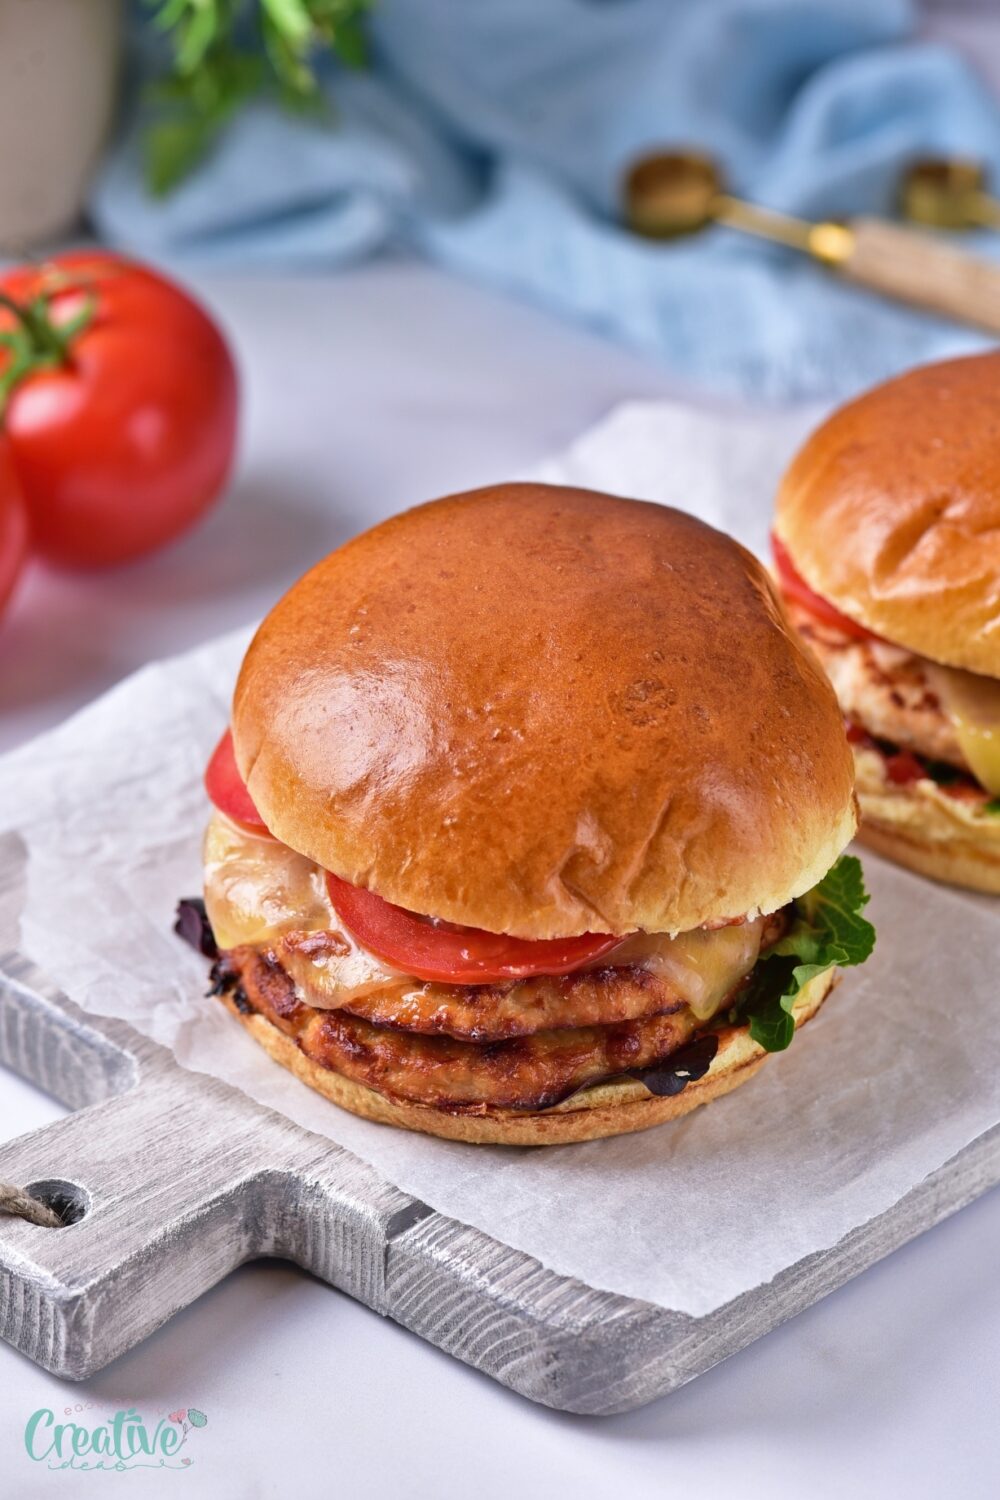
775 352 1000 678
218 967 835 1145
233 483 856 937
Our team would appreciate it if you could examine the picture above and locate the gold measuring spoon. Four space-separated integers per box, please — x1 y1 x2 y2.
624 150 1000 336
899 157 1000 231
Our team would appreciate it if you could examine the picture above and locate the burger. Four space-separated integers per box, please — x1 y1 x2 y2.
773 352 1000 894
177 482 874 1145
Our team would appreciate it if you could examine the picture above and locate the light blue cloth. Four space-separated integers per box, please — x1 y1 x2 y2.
91 0 1000 400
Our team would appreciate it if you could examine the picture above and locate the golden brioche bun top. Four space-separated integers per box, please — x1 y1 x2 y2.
232 483 856 938
775 351 1000 677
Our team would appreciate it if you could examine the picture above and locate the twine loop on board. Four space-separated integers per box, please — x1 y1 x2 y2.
0 1181 62 1228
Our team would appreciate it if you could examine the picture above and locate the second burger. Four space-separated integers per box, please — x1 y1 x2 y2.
773 352 1000 894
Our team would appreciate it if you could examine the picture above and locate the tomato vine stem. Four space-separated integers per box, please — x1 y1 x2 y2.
0 288 96 421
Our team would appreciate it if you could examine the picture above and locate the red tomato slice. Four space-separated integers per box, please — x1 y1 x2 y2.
884 749 926 785
205 730 271 835
326 872 627 984
940 778 985 803
771 533 881 643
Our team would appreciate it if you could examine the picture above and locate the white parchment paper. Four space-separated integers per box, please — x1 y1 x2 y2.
3 399 999 1318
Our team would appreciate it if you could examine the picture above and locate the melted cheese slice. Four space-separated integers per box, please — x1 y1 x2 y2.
204 813 330 947
926 664 1000 796
202 812 765 1019
603 924 763 1020
203 813 404 998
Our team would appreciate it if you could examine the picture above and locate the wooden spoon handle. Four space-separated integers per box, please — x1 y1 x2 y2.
840 218 1000 335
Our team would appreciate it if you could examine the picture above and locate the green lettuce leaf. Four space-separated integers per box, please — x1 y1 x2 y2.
734 855 876 1053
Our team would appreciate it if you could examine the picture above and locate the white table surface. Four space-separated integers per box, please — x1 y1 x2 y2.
1 260 999 1498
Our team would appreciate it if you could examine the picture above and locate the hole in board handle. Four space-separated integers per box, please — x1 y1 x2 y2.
23 1179 90 1227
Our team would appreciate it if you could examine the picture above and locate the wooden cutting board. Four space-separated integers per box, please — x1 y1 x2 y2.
1 836 998 1415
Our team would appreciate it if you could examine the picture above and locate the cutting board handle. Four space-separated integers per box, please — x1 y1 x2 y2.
0 963 421 1380
0 1076 276 1377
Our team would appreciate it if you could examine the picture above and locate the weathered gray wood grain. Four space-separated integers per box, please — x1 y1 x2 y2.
0 832 998 1413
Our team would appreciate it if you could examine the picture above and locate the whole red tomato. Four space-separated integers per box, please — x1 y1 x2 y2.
0 435 28 616
0 252 238 568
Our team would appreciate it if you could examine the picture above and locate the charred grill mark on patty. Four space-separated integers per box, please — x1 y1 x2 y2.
286 930 351 960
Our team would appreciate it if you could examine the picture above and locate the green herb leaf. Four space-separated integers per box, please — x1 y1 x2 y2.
145 116 220 197
262 0 314 47
261 11 318 95
142 0 373 193
735 855 876 1053
329 12 368 68
784 853 877 965
176 5 221 75
149 0 194 34
143 47 265 196
983 797 1000 816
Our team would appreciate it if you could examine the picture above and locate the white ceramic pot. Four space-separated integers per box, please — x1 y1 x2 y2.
0 0 122 251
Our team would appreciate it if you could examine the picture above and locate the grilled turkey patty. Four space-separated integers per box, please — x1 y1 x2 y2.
786 599 966 768
260 909 784 1042
213 943 768 1111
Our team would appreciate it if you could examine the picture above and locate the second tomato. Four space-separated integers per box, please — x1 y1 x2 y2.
0 436 27 617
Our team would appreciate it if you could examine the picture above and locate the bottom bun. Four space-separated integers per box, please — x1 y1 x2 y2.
856 818 1000 895
218 967 837 1145
852 744 1000 895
